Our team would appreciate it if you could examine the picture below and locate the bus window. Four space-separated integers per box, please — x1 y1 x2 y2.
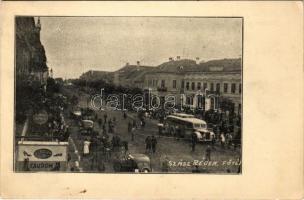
193 123 206 129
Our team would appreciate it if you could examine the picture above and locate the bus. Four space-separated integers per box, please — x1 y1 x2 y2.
158 114 215 142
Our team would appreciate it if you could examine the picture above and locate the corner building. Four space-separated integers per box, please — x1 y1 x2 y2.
143 58 242 114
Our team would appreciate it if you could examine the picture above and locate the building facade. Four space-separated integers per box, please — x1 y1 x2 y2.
16 17 48 85
143 58 242 114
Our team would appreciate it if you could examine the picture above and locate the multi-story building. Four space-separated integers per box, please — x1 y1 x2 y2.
143 57 242 114
16 17 49 85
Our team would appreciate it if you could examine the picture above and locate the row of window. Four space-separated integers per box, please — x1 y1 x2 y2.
148 79 166 88
184 81 241 94
147 79 241 94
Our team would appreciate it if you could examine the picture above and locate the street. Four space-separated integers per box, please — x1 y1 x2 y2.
63 86 241 173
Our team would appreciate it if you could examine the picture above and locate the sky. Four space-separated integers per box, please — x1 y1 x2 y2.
39 17 242 79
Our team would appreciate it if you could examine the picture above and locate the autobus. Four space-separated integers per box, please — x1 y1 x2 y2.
158 114 215 142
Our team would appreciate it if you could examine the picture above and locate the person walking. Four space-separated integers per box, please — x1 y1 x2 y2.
227 132 233 149
108 119 113 133
98 118 102 127
220 132 226 149
145 136 152 153
102 124 107 134
113 117 116 126
128 121 134 141
211 131 216 150
191 132 198 152
151 135 157 154
83 138 91 157
205 145 211 161
161 155 169 172
103 113 107 123
133 119 137 129
141 119 146 129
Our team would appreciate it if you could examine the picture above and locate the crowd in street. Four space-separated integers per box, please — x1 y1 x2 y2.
69 101 241 173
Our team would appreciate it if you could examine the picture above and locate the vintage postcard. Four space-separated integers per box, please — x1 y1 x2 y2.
0 1 303 199
14 16 242 174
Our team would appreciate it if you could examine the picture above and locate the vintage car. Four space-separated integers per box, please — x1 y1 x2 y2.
79 119 94 129
70 108 82 119
194 128 215 142
113 153 152 173
81 109 96 120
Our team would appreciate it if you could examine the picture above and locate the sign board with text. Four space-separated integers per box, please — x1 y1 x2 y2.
16 141 68 171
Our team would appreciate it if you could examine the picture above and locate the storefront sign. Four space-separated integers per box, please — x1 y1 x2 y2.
17 141 69 171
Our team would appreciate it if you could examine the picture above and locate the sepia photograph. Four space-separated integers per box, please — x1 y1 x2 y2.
14 16 243 173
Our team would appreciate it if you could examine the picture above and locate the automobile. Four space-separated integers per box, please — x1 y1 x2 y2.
70 108 82 119
80 119 94 129
194 129 215 142
82 109 95 120
113 153 152 173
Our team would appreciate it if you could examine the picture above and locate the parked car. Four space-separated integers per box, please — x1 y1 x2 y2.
70 108 82 119
113 153 152 173
80 119 94 129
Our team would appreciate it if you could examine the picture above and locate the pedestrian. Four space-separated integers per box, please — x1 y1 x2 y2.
141 119 146 128
104 113 107 123
98 118 102 127
90 137 99 170
123 111 127 119
192 165 201 173
161 155 169 172
227 133 233 149
102 124 107 134
145 136 152 153
205 145 211 161
113 116 116 125
83 138 91 157
211 131 216 150
151 135 157 153
133 119 137 129
191 132 198 152
128 121 134 141
220 133 226 149
122 140 128 153
108 119 113 133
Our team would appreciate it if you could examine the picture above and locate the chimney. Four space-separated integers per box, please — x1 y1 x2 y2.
177 56 181 60
137 61 140 66
196 57 200 64
169 57 173 61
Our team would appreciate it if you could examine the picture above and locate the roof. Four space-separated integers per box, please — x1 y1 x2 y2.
129 153 150 163
167 115 207 124
155 59 197 73
18 141 69 145
172 113 195 118
147 58 241 74
196 58 241 72
115 64 155 82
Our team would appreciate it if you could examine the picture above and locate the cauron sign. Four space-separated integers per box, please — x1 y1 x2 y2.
34 148 52 159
